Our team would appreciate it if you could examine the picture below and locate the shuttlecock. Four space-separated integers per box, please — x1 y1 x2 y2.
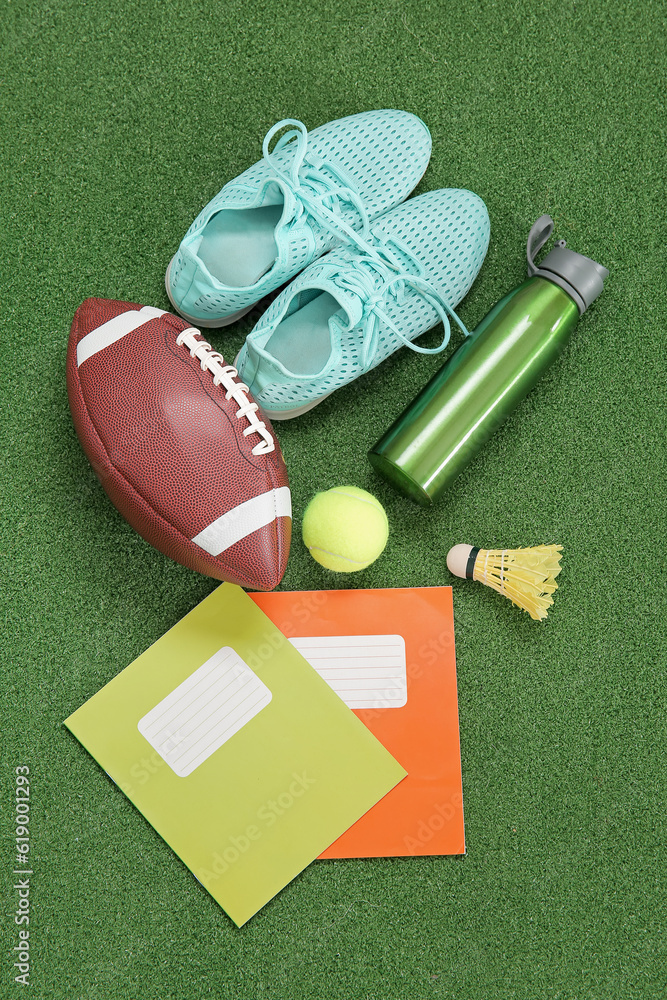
447 543 563 620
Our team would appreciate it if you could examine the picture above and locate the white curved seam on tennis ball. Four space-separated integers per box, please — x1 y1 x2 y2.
308 546 370 566
328 489 384 511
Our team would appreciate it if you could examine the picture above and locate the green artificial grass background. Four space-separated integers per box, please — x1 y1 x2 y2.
2 1 665 997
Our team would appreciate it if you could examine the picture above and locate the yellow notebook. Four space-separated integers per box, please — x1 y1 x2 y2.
65 584 406 926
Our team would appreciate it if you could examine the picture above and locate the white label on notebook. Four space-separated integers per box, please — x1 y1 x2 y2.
289 634 407 710
137 647 272 777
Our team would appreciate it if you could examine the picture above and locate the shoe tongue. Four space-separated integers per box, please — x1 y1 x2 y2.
307 264 365 330
254 178 286 209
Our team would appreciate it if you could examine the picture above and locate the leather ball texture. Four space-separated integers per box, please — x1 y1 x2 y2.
66 298 292 590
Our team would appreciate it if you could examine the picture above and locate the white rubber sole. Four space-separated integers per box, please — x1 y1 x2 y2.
260 394 332 420
165 256 255 329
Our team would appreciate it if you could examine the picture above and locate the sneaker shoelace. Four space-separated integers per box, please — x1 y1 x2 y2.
260 119 470 368
329 237 470 368
176 328 275 455
263 119 371 248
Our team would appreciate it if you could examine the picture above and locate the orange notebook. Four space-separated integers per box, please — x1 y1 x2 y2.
249 587 465 859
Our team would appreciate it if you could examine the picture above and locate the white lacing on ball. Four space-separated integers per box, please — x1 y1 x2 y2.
176 328 275 455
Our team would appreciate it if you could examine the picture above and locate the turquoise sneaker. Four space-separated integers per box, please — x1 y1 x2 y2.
235 189 490 418
166 111 432 327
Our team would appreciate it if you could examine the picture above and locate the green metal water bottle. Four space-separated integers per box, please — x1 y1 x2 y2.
368 216 608 505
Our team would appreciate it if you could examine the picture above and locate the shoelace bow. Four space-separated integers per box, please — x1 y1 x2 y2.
329 237 470 366
262 119 371 247
176 328 274 455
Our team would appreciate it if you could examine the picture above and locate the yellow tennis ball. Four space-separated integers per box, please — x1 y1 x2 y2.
302 486 389 572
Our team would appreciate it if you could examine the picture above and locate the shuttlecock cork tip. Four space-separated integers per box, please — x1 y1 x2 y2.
447 543 475 578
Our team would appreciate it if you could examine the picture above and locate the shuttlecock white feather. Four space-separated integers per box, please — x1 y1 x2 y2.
447 544 563 620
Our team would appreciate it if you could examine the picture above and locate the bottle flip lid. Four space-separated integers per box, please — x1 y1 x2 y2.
526 215 608 314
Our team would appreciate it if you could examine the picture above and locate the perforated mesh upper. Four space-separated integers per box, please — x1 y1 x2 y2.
220 110 432 226
236 189 490 414
167 111 432 324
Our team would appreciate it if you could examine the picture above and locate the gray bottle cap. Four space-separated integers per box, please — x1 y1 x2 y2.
526 215 608 314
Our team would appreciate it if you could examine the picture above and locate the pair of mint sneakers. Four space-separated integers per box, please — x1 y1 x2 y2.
166 110 490 420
